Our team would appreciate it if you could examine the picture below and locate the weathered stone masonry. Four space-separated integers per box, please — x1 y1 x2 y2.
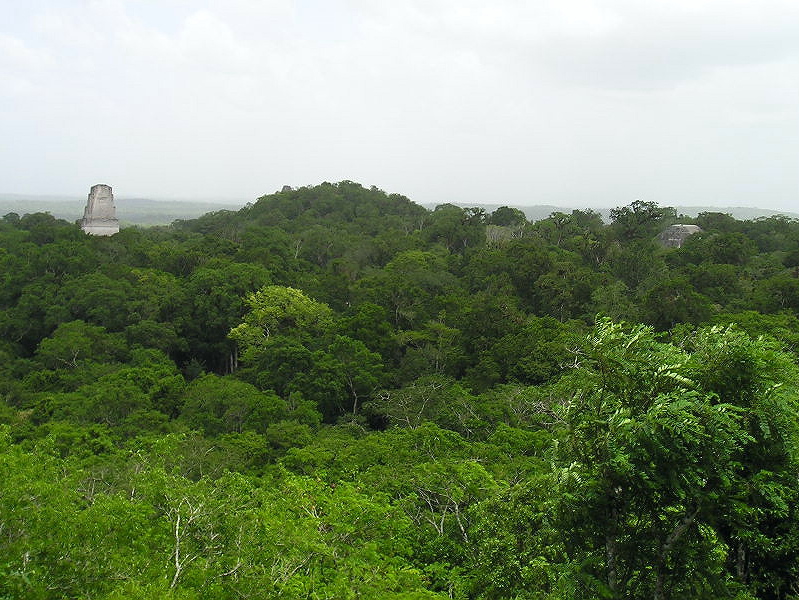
80 184 119 236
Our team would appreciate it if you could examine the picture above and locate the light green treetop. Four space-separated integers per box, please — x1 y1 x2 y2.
229 285 333 361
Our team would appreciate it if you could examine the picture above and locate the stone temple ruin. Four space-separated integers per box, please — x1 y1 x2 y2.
80 184 119 236
658 224 702 248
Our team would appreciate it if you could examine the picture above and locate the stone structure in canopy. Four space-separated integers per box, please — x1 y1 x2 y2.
80 184 119 236
658 224 702 248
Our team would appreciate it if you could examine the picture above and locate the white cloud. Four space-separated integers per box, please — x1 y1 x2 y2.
0 33 52 70
0 32 53 95
175 10 253 72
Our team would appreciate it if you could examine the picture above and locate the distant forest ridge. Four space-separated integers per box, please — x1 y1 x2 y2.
1 192 797 226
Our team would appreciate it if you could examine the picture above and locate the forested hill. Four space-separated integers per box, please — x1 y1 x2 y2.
2 181 799 599
173 181 428 240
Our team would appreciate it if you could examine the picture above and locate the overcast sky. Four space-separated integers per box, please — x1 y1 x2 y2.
1 0 798 210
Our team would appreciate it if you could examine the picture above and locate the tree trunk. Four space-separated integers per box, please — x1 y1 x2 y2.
736 542 747 584
605 487 622 598
606 531 619 598
654 506 700 600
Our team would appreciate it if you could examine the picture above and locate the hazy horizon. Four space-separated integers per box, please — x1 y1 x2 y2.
2 1 797 212
2 186 799 213
2 190 797 223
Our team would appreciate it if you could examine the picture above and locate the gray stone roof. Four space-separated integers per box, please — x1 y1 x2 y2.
658 224 702 248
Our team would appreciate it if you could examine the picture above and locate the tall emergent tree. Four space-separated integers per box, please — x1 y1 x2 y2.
475 320 799 600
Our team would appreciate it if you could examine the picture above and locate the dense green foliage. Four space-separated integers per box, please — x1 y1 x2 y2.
2 181 799 598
